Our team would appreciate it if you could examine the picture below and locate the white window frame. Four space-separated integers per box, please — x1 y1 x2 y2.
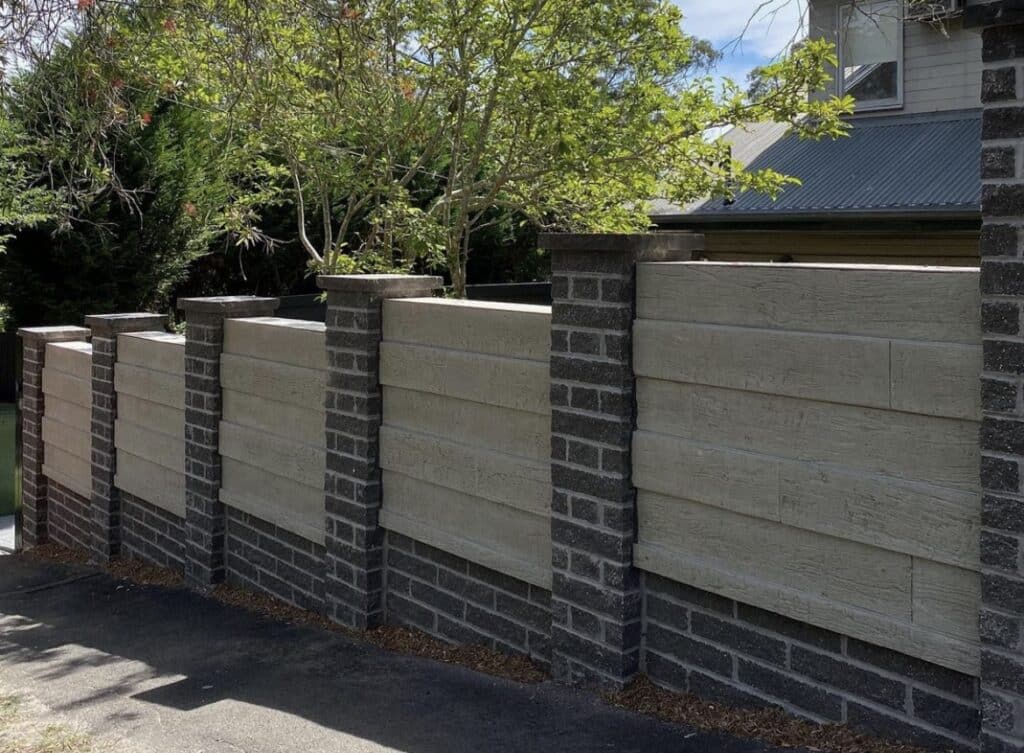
836 0 905 112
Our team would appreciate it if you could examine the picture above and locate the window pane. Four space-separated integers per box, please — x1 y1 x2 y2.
840 0 900 104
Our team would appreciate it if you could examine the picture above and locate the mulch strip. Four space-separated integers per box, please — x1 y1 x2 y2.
21 544 945 753
607 675 941 753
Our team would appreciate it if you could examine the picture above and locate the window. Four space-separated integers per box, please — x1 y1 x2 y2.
839 0 903 110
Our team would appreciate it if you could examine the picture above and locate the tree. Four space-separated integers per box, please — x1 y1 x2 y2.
3 0 854 296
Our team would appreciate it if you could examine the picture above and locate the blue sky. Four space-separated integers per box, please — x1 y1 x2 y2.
673 0 806 85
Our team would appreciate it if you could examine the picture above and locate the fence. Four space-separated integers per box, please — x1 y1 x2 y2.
16 239 1002 751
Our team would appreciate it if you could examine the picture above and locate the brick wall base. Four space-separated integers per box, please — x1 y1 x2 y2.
385 532 552 667
46 480 92 553
120 492 185 572
224 507 325 612
642 573 979 752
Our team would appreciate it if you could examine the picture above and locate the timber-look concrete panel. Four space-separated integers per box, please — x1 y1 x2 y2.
219 318 327 546
379 299 553 587
41 342 94 497
113 333 186 518
633 262 982 677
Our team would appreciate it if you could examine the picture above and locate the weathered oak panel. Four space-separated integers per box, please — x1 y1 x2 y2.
116 450 186 517
117 332 185 375
224 317 326 372
221 458 325 544
220 354 324 409
114 363 184 409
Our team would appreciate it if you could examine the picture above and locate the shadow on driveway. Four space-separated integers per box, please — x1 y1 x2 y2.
0 555 782 753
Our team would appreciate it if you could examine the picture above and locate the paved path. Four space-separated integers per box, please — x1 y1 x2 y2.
0 555 791 753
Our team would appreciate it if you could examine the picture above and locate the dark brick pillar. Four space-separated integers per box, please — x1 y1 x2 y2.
317 274 442 629
178 296 278 588
539 232 702 687
85 313 168 563
968 4 1024 750
16 326 91 548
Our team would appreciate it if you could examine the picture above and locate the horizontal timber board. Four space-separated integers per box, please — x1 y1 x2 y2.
634 542 979 676
890 340 981 421
636 263 980 343
42 416 90 463
117 333 184 375
637 379 979 492
220 457 324 544
779 464 980 570
382 387 550 461
42 368 91 408
634 320 890 410
380 343 549 416
115 451 186 517
43 446 91 498
637 491 912 618
43 396 91 434
45 341 92 378
221 390 323 447
116 395 184 440
220 353 324 409
219 420 324 490
114 419 183 473
633 431 781 521
383 298 551 362
114 364 184 409
912 559 980 644
380 426 550 516
382 471 551 588
224 318 326 372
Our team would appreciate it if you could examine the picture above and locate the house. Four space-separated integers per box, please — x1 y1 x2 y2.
653 0 982 265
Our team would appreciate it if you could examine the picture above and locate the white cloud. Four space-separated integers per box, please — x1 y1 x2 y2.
675 0 806 59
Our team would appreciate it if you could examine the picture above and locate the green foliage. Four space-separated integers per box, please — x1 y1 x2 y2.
113 0 852 294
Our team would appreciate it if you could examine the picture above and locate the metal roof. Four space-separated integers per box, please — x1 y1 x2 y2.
651 110 981 223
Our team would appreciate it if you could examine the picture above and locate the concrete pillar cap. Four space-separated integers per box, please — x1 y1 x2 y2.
538 232 704 261
317 274 443 295
85 312 168 335
17 325 91 343
177 296 279 316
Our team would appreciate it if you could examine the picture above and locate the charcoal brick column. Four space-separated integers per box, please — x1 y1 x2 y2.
85 313 168 563
540 232 702 687
317 274 442 630
16 326 91 548
969 4 1024 750
178 296 278 588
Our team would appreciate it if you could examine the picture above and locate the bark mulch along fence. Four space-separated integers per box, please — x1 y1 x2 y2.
19 545 948 753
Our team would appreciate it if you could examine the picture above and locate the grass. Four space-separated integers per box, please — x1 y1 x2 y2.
0 691 106 753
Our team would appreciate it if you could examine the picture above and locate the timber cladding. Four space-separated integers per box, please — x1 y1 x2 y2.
41 340 94 498
219 317 326 546
632 262 983 677
378 298 553 590
114 332 186 516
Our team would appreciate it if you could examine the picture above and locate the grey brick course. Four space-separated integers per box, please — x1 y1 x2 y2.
642 573 979 751
47 480 93 553
178 297 278 588
17 326 90 547
980 16 1024 753
224 507 325 612
120 492 185 572
318 274 441 631
384 532 551 666
87 313 167 563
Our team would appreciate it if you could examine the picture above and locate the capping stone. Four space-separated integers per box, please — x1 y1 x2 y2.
317 274 443 295
18 326 91 343
178 296 279 316
538 232 704 260
85 313 167 335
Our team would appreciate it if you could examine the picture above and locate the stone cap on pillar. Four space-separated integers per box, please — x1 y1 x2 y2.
177 296 279 317
538 232 704 262
316 274 444 296
17 325 91 344
85 312 168 336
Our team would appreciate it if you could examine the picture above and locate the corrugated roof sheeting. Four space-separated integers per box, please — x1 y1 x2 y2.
668 111 980 218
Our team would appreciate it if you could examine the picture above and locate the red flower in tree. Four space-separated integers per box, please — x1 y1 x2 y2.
77 0 95 10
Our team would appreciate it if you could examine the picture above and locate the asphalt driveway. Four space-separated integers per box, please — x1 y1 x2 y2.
0 554 787 753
